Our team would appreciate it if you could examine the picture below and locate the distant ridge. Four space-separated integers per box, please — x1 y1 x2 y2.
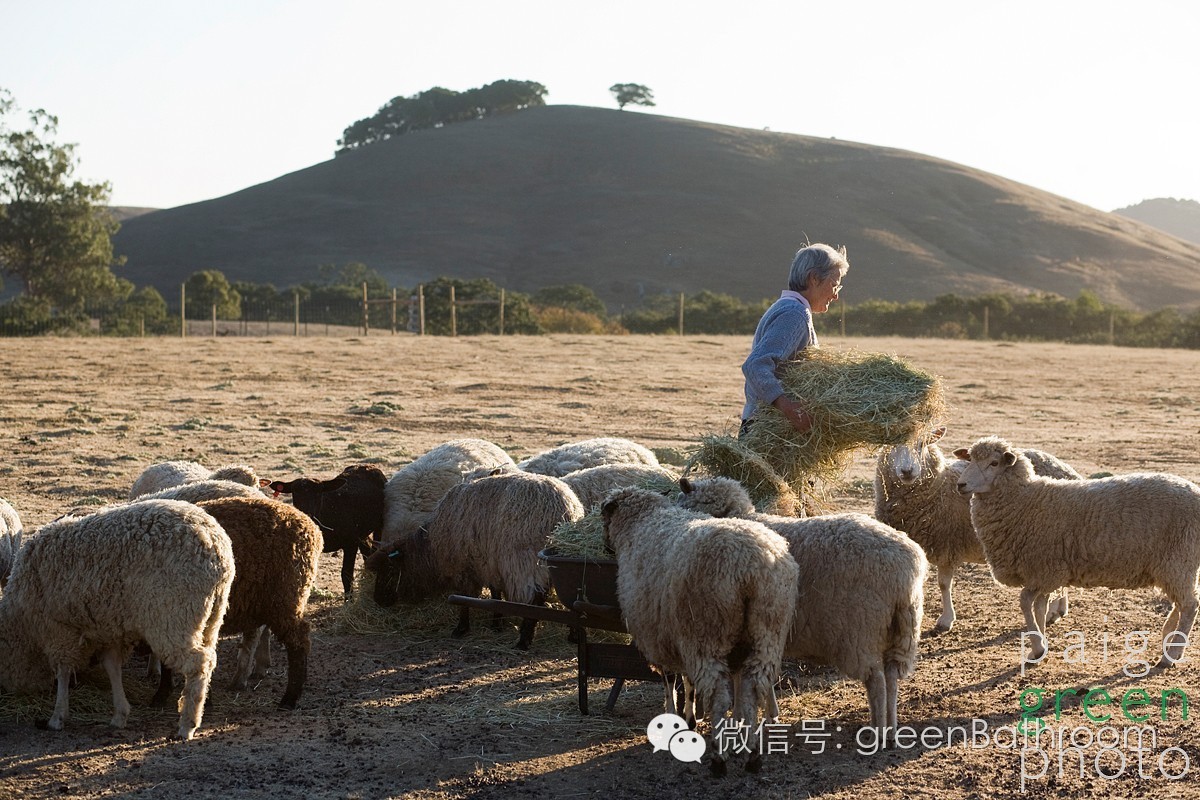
113 105 1200 311
1114 198 1200 247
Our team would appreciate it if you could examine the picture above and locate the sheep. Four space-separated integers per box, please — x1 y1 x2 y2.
560 462 680 510
196 497 321 709
0 500 234 739
266 464 386 599
954 436 1200 666
875 427 1082 632
0 497 22 589
365 470 584 649
601 486 798 776
129 460 260 499
138 478 268 504
517 437 659 477
381 438 515 545
677 476 926 746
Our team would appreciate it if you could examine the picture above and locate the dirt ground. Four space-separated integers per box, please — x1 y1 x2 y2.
2 333 1200 799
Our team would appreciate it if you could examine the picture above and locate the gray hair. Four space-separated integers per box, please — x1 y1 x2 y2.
788 244 849 292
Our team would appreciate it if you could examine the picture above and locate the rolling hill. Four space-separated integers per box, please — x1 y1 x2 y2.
1114 198 1200 246
112 105 1200 311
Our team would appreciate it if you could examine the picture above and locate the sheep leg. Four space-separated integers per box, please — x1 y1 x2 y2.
101 647 132 728
47 665 73 731
864 667 888 747
251 627 272 679
885 663 901 734
1046 590 1069 626
1159 590 1198 666
146 652 161 682
488 585 505 630
515 589 546 650
1020 588 1047 662
702 666 734 778
340 547 357 600
278 620 311 710
231 627 265 690
151 665 175 708
934 563 957 633
173 651 216 741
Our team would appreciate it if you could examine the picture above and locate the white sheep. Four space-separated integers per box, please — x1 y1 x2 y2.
875 427 1081 632
601 486 798 776
0 497 22 589
381 438 514 544
518 437 659 477
0 500 234 739
561 462 680 510
129 460 260 499
955 436 1200 666
367 470 584 649
677 477 926 746
138 479 268 504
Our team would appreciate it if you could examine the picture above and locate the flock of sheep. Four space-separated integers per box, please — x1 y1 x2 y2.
1 429 1199 777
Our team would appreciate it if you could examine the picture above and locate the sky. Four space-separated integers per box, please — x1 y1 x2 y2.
3 1 1198 212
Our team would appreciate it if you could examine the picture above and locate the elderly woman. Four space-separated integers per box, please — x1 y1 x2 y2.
740 243 849 437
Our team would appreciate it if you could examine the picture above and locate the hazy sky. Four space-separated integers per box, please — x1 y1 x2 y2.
4 1 1197 211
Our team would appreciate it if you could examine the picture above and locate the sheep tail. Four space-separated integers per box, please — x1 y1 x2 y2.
885 590 923 680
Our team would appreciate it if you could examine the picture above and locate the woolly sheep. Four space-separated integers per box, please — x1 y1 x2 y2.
197 497 322 709
874 427 1082 632
561 463 680 510
139 479 268 504
267 464 386 599
129 460 260 499
366 471 584 649
517 437 659 477
601 486 798 776
955 436 1200 666
677 477 926 745
381 439 514 545
0 497 22 589
0 500 234 739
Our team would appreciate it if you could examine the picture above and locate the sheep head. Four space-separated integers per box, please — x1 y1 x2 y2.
881 425 947 485
954 436 1027 495
675 477 754 519
362 528 436 607
601 487 668 554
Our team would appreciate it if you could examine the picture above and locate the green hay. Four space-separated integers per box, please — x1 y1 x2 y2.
724 347 946 496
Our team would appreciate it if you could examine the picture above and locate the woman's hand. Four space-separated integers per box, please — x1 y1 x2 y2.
772 394 813 434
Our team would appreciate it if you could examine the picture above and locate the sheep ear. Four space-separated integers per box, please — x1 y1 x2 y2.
317 476 347 493
1002 451 1017 467
258 478 272 488
489 467 504 477
930 426 947 442
952 448 970 460
268 480 293 494
601 497 619 518
679 477 693 494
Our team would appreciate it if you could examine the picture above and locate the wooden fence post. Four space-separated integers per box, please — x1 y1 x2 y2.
678 292 684 335
294 290 300 336
418 284 425 335
450 285 457 337
180 284 186 338
362 282 369 336
391 288 397 335
211 304 217 337
499 288 505 335
982 305 990 340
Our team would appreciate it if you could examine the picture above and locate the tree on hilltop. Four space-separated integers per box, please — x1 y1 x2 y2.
337 80 548 153
0 87 128 312
609 84 655 110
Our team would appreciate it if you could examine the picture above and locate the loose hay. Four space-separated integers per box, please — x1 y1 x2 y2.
682 434 800 515
546 509 612 560
695 348 946 498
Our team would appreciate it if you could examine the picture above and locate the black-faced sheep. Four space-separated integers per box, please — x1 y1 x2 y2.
602 486 798 776
678 477 926 746
0 497 22 589
955 436 1200 666
266 464 386 599
518 437 659 477
875 427 1081 632
560 463 680 510
0 500 234 739
365 470 584 649
381 438 515 546
129 460 260 499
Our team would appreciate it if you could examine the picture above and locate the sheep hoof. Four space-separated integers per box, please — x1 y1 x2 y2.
933 619 953 634
451 627 469 639
172 726 197 741
745 754 763 773
513 638 531 651
1155 655 1179 669
278 697 299 711
709 758 727 778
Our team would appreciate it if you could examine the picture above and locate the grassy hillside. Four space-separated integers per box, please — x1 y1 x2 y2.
112 105 1200 311
1114 198 1200 246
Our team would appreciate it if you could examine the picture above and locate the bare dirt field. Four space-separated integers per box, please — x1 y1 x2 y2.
2 333 1200 800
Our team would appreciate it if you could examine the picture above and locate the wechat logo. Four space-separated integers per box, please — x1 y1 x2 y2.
646 713 706 763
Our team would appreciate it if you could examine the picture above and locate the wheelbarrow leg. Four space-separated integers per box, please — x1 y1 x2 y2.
604 678 626 713
576 626 589 715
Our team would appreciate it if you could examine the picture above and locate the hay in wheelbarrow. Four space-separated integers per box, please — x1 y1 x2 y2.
682 434 801 515
690 348 946 502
